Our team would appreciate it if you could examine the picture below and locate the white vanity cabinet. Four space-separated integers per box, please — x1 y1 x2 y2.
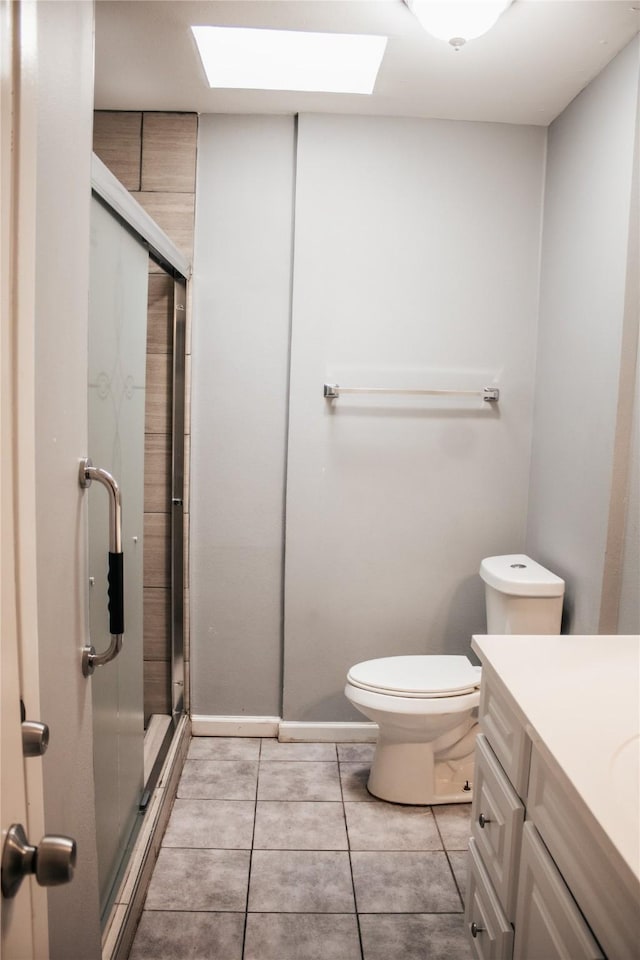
466 637 640 960
513 823 603 959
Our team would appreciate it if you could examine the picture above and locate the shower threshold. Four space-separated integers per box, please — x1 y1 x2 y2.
144 715 172 785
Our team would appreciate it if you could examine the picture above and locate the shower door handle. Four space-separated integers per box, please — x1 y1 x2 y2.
79 457 124 676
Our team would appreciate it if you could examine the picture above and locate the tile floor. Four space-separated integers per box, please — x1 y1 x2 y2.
129 739 473 960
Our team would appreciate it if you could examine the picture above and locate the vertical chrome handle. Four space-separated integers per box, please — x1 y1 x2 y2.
79 457 124 676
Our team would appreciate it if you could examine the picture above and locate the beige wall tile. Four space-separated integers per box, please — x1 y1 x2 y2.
141 113 197 193
131 192 195 262
147 273 173 355
93 111 142 191
144 433 171 514
144 659 171 720
145 353 172 435
144 587 170 661
144 512 170 588
148 258 164 276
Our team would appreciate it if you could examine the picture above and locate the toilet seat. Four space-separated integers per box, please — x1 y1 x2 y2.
346 655 481 699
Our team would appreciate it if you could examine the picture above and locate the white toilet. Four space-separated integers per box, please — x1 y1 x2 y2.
344 554 565 805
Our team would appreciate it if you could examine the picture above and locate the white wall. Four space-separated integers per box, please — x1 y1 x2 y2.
191 116 295 716
283 115 546 720
526 37 640 634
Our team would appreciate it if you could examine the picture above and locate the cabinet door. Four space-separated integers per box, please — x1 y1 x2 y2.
479 669 530 798
466 839 514 960
471 734 524 921
513 824 604 960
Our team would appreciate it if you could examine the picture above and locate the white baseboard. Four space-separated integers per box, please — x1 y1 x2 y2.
189 715 378 742
278 721 378 742
190 715 281 737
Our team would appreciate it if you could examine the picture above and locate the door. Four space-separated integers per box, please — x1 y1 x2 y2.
3 2 102 957
88 196 147 918
2 2 50 956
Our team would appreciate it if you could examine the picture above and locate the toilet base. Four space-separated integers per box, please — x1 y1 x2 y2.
367 734 476 805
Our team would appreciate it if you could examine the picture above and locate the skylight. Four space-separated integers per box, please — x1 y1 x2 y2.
191 26 388 95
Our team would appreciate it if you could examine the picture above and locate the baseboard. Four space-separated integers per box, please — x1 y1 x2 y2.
190 715 378 742
190 715 281 737
278 721 378 743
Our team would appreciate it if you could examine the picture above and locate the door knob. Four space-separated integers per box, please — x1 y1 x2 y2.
22 720 50 757
1 823 76 899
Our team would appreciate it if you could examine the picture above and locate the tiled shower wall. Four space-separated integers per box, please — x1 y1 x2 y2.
93 111 197 722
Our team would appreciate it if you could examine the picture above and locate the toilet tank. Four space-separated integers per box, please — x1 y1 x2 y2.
480 554 565 634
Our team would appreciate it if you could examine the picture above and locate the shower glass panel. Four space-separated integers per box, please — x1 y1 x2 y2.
88 195 148 919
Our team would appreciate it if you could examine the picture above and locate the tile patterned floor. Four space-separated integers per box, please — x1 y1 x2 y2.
128 739 473 960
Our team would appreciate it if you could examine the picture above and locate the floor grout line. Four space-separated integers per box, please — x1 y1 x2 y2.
131 740 472 960
240 738 263 959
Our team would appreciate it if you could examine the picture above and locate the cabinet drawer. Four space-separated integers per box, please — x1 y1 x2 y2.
479 670 530 798
513 823 603 960
466 839 514 960
471 734 524 921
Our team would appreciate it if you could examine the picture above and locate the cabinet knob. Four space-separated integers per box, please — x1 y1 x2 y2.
470 921 484 938
478 813 492 828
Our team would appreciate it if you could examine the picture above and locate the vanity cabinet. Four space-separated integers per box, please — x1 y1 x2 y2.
465 655 639 960
513 823 603 959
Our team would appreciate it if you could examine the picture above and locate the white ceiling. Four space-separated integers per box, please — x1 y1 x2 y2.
94 1 640 125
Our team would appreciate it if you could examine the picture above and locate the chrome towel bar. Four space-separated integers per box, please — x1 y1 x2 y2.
323 383 500 402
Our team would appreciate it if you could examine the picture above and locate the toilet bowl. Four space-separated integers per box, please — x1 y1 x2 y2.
344 554 565 805
344 655 481 804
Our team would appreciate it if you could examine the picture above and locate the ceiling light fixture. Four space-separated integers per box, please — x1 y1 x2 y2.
405 0 514 49
191 26 387 94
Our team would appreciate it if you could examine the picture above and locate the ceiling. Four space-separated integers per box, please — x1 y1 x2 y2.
94 1 640 125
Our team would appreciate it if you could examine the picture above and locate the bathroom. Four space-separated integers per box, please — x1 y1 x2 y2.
1 1 638 959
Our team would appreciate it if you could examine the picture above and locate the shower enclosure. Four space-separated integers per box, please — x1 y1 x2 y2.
87 156 188 922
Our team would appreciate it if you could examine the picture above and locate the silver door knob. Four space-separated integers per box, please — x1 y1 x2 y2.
1 823 76 899
22 720 50 757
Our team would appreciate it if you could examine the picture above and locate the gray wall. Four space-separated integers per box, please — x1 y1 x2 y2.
191 116 295 716
191 113 547 720
526 37 640 634
284 115 546 720
190 40 639 721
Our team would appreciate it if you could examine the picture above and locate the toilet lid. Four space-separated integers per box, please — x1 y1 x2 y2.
347 656 481 698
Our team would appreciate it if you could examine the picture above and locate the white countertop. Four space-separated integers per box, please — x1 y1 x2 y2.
471 634 640 881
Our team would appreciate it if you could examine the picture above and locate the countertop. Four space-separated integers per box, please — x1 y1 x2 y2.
470 634 640 881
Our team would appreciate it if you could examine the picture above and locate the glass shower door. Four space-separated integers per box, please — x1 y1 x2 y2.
88 195 148 919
